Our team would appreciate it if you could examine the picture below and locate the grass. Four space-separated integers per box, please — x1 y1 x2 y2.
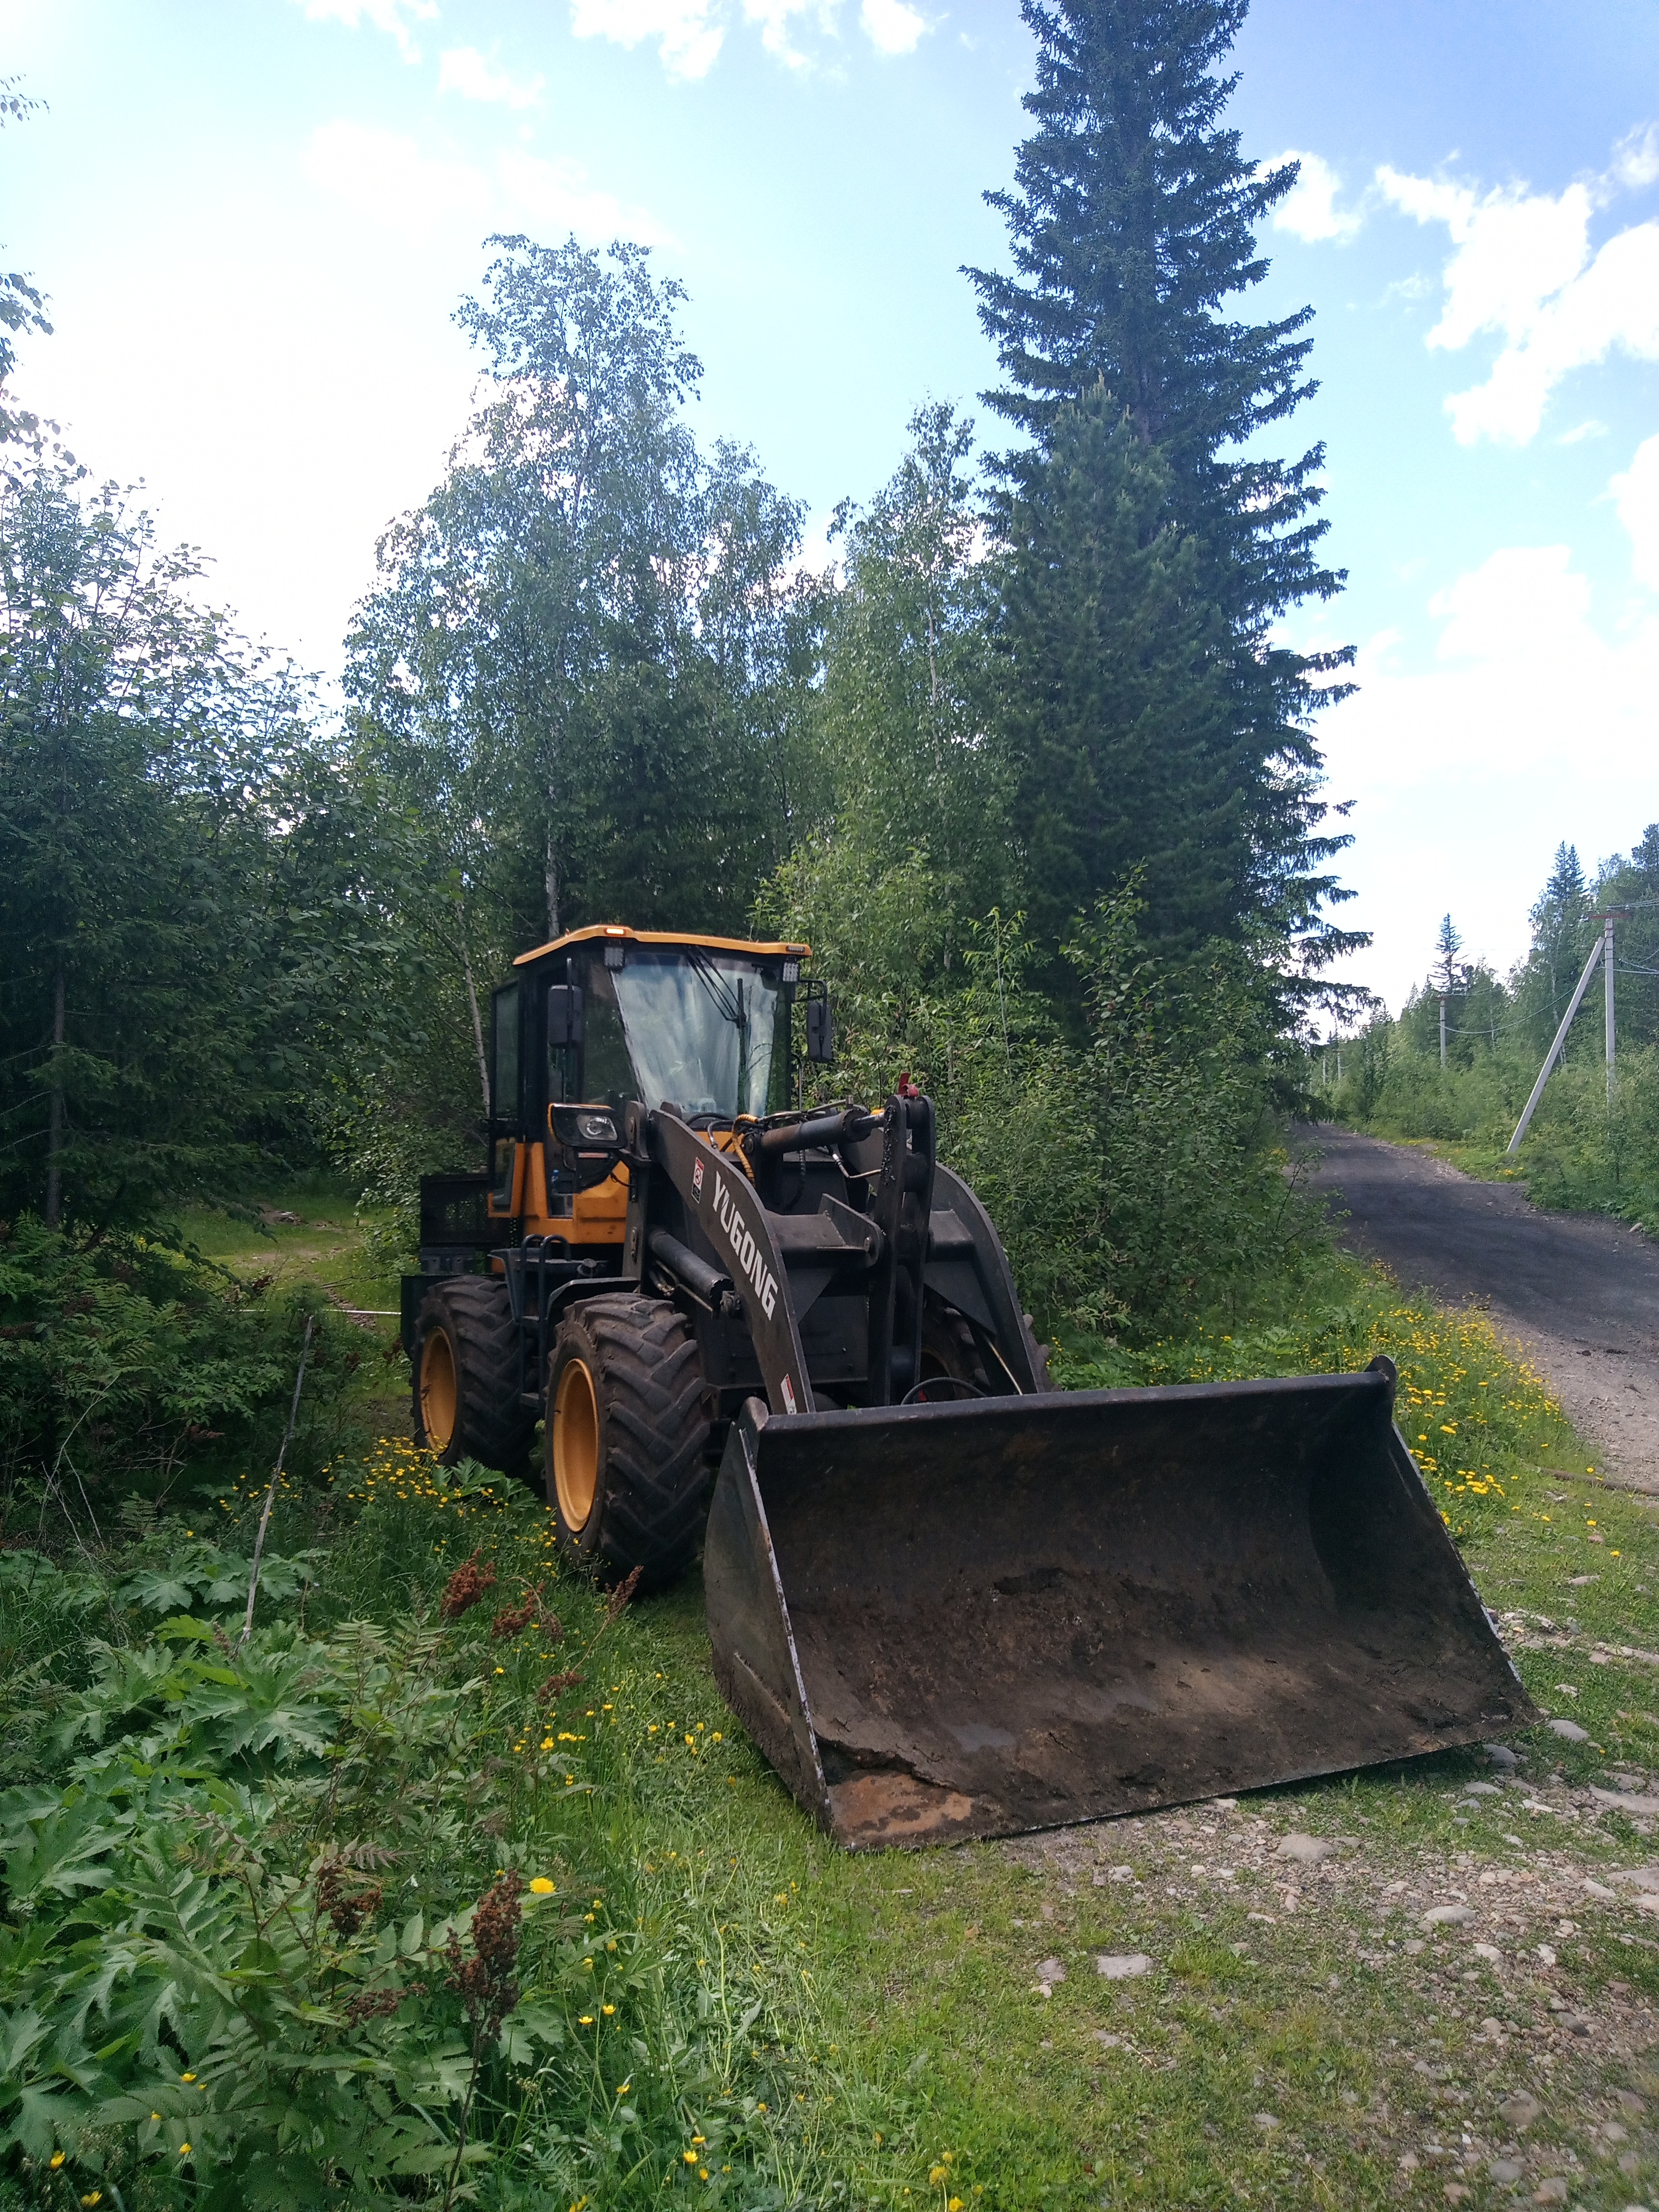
6 1250 1659 2207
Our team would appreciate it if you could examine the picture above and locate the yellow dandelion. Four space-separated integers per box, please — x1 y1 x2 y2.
529 1876 555 1895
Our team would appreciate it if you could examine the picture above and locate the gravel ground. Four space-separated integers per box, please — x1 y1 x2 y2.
1300 1125 1659 1497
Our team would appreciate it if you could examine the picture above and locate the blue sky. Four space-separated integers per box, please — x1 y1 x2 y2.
1 0 1656 1014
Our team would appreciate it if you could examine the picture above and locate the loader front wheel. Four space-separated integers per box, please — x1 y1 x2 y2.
546 1295 712 1590
411 1276 535 1474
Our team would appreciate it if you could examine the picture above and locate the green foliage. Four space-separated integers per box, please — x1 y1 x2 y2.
0 1214 363 1515
994 390 1245 964
764 856 1315 1340
0 1458 878 2208
965 0 1363 985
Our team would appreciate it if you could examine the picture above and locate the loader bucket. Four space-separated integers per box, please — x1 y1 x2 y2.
703 1360 1534 1849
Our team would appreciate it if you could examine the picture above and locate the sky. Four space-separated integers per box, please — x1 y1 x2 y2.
1 0 1656 1019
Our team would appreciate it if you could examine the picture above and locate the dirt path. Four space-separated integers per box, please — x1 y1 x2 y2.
1300 1123 1659 1494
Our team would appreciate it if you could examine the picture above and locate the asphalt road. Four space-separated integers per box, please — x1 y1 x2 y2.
1299 1123 1659 1492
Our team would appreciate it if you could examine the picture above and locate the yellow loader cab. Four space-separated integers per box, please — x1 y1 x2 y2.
402 923 1533 1850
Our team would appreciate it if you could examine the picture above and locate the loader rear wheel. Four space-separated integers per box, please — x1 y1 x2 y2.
411 1276 535 1474
546 1295 712 1590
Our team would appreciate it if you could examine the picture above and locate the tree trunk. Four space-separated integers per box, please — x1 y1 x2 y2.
456 899 491 1119
544 811 560 942
44 956 65 1229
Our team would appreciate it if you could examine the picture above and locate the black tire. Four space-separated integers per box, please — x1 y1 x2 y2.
411 1276 535 1473
545 1294 712 1590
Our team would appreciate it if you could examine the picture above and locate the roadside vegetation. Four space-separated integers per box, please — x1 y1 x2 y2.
6 1237 1659 2209
6 4 1659 2205
1322 839 1659 1226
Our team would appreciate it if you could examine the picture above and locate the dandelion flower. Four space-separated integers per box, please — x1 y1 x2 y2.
529 1876 555 1895
49 2152 65 2169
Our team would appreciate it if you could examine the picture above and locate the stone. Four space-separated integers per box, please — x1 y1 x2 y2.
1537 1944 1558 1966
1094 2031 1123 2048
1584 1879 1619 1901
1498 2092 1541 2131
1615 2088 1646 2113
1096 1953 1153 1980
1610 1866 1659 1891
1034 1958 1066 1987
1604 2122 1630 2144
1466 1781 1503 1796
1404 1938 1427 1955
1486 1743 1520 1768
1593 1787 1659 1815
1275 1833 1334 1865
1253 2113 1280 2130
1480 2016 1504 2036
1423 1904 1475 1927
1445 2186 1470 2204
1550 1718 1590 1742
1475 1943 1503 1962
1533 2181 1568 2204
1489 2160 1524 2183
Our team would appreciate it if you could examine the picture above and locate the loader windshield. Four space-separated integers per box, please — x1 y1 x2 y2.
598 947 780 1119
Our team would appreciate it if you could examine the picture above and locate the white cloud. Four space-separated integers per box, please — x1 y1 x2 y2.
301 121 667 249
1613 434 1659 590
1613 122 1659 191
1378 152 1659 444
1316 544 1659 1006
1556 418 1608 444
289 0 437 63
861 0 925 56
496 149 671 246
1264 150 1361 244
301 120 489 239
739 0 832 71
437 47 545 109
567 0 725 80
567 0 919 74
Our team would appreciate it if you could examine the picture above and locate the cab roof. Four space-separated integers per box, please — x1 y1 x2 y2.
513 924 810 969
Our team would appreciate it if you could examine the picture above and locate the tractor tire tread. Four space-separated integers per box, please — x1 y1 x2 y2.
559 1294 711 1588
412 1276 534 1474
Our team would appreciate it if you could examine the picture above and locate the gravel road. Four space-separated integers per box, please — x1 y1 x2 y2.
1300 1123 1659 1494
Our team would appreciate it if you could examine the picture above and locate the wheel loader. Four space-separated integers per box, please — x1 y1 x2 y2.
402 924 1534 1848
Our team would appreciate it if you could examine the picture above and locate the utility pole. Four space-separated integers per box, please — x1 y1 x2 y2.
1605 914 1616 1106
1439 996 1447 1070
1507 929 1606 1154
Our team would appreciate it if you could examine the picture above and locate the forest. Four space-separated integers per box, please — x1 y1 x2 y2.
26 9 1653 2209
1325 832 1659 1221
0 1 1366 1510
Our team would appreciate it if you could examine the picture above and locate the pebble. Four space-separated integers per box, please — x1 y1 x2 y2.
1616 2089 1646 2113
1486 1743 1520 1769
1498 2092 1541 2131
1584 1879 1618 1901
1465 1781 1503 1796
1474 1943 1503 1962
1034 1957 1065 1987
1274 1833 1333 1865
1549 1718 1590 1742
1096 1952 1153 1980
1094 2031 1123 2048
1534 2179 1569 2203
1403 1938 1426 1955
1423 1904 1474 1927
1253 2112 1280 2131
1537 1943 1558 1966
1489 2160 1524 2183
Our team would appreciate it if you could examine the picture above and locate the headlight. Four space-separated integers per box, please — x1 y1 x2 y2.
552 1104 620 1147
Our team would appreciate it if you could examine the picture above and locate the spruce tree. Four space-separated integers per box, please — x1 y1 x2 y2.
967 0 1361 975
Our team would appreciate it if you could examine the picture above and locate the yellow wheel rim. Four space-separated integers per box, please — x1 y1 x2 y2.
553 1357 600 1531
420 1326 458 1454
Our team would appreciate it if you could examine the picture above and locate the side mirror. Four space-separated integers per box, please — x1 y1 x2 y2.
805 989 834 1064
547 983 584 1047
